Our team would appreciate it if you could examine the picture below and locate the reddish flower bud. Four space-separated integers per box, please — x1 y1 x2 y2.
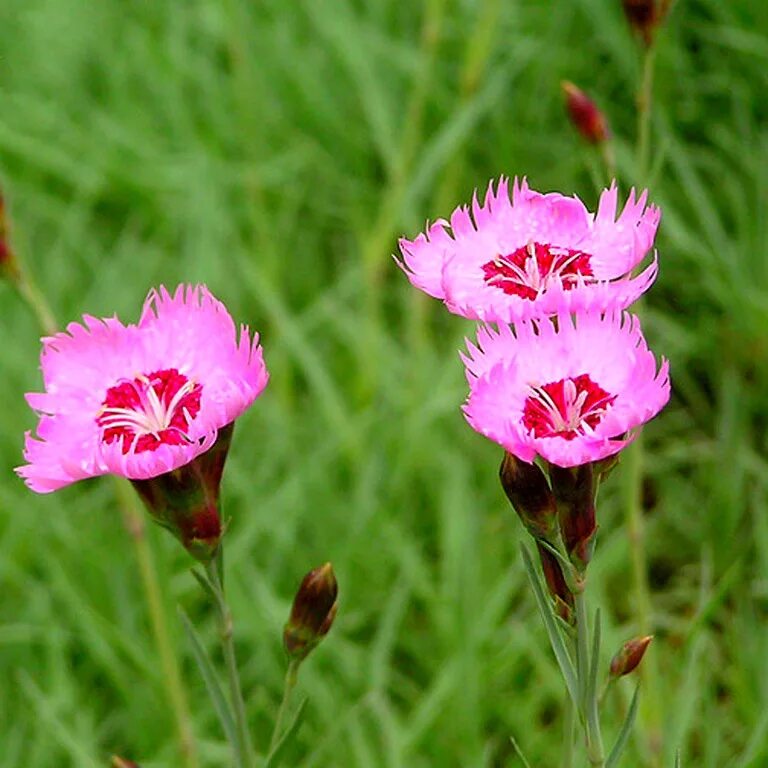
536 542 574 624
111 757 141 768
622 0 663 47
610 635 653 677
284 563 338 663
131 423 233 562
549 463 597 572
499 452 558 541
561 81 610 144
0 191 20 280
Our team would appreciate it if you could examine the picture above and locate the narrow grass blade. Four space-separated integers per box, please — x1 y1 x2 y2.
587 608 602 711
509 735 533 768
264 698 308 768
520 544 578 707
605 685 640 768
675 750 682 768
178 607 238 749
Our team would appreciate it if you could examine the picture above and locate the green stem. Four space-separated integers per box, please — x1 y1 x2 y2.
268 659 300 754
574 589 604 767
599 141 617 186
205 556 254 768
636 45 656 185
14 271 57 336
562 688 576 768
116 481 199 768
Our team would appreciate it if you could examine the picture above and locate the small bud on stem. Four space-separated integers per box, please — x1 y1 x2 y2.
111 757 141 768
561 81 610 145
622 0 671 47
0 191 21 281
610 635 654 677
284 563 338 663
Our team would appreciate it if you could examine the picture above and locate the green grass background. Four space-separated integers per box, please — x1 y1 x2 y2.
1 0 767 765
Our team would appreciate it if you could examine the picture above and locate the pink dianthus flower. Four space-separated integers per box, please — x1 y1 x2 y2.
17 284 268 493
398 178 660 323
461 312 669 467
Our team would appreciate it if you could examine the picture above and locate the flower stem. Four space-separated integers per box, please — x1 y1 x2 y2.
574 588 604 767
268 659 300 754
205 555 254 768
562 688 576 768
116 480 199 768
628 38 664 766
636 45 657 185
14 270 57 336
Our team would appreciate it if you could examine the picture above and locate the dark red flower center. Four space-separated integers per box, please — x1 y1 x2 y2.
482 242 594 300
97 368 202 454
523 374 616 440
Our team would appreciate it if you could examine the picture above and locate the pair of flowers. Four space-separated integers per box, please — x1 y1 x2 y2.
398 177 670 468
17 177 668 497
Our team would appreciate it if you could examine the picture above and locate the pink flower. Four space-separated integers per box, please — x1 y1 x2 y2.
398 178 660 323
17 285 269 493
461 312 669 467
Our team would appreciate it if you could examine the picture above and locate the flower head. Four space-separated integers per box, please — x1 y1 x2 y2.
461 311 669 467
17 284 268 493
398 178 660 323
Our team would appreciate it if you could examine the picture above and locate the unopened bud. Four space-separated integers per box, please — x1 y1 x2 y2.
536 542 574 624
549 463 597 572
622 0 665 47
610 635 653 678
0 191 20 281
499 452 558 541
111 757 141 768
131 423 234 562
561 82 610 145
284 562 338 662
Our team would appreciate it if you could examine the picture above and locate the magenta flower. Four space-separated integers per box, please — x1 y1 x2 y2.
461 312 669 467
398 178 660 323
17 284 268 493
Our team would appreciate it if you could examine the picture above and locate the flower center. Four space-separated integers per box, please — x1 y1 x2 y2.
97 368 202 454
482 242 594 300
523 374 615 440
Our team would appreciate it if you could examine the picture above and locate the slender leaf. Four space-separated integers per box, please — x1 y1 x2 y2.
178 607 238 749
264 698 308 768
509 735 533 768
605 686 640 768
520 544 579 707
587 608 602 714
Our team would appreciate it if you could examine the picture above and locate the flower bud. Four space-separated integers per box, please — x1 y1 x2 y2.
0 191 20 281
111 757 141 768
610 635 653 677
499 452 558 541
561 81 610 145
131 423 233 562
536 542 574 624
549 462 597 572
284 562 338 663
622 0 663 47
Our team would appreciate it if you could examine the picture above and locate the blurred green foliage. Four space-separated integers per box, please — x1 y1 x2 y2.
1 0 767 765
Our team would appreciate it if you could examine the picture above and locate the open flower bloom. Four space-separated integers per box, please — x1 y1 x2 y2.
461 311 669 467
17 284 268 493
398 178 660 323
